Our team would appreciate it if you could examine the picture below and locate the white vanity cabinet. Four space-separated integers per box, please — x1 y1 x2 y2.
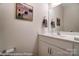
38 35 73 56
52 45 72 56
39 40 55 56
39 40 49 56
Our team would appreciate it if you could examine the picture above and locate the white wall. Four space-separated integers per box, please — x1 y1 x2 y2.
0 3 48 53
63 3 79 32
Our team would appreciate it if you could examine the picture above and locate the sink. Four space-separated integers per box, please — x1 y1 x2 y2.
56 33 71 37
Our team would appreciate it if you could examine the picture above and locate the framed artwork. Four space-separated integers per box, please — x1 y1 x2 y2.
16 3 33 21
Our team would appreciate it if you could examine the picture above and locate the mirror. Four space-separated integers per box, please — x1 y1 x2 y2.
48 3 79 32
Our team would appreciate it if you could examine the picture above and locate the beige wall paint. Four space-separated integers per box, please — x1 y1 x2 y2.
0 4 2 49
63 3 79 32
0 4 4 50
0 3 48 53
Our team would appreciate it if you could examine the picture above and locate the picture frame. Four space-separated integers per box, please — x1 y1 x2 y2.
16 3 33 21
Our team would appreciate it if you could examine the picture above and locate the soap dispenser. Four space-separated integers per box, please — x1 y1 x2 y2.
50 19 55 33
42 16 47 27
42 16 48 33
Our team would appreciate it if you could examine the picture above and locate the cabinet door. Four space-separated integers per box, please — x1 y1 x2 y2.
38 40 50 56
74 43 79 56
52 46 72 56
47 44 73 56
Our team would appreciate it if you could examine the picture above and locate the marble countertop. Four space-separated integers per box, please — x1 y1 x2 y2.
38 32 79 43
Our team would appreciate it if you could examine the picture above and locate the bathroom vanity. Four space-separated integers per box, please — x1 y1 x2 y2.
38 32 79 56
38 3 79 56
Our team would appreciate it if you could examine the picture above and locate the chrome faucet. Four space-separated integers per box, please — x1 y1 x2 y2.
57 31 60 35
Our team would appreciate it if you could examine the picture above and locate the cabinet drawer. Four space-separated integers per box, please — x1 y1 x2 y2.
39 35 73 52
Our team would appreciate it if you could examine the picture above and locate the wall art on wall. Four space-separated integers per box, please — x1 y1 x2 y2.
16 3 33 21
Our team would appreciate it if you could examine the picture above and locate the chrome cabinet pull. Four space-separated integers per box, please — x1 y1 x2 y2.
48 48 52 55
50 48 52 55
48 48 49 54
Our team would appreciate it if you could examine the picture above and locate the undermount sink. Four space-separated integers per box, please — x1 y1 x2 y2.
59 35 71 37
50 32 71 37
54 33 72 37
